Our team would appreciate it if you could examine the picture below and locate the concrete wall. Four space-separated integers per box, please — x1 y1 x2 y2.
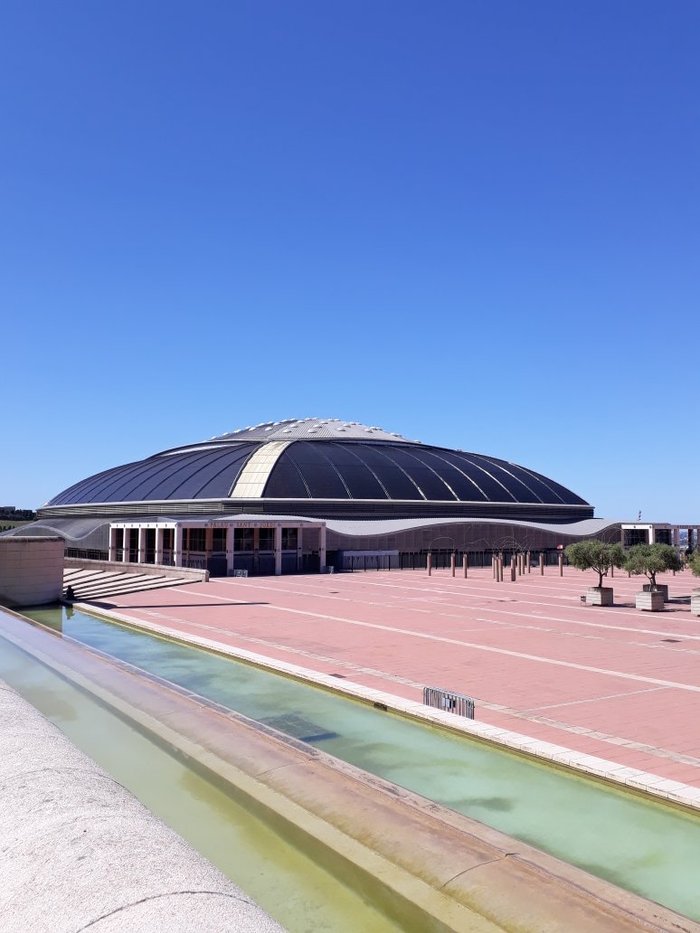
65 556 209 582
0 681 282 933
0 536 64 607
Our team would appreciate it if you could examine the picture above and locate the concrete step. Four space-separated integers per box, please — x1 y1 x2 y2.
63 569 192 600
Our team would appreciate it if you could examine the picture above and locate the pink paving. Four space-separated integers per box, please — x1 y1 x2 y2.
96 565 700 788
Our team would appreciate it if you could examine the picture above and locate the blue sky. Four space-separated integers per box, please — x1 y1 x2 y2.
1 1 698 521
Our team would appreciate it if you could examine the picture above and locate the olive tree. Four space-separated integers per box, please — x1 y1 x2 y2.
688 550 700 577
623 543 683 590
565 540 625 588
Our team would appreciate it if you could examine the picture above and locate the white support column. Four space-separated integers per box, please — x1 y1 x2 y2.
226 525 235 575
154 527 164 566
672 527 680 548
274 524 282 576
648 525 656 545
108 527 117 563
137 526 146 563
173 525 183 568
319 524 327 573
205 526 213 561
122 529 130 563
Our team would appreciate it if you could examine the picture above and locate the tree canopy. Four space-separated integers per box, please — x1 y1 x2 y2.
689 551 700 577
565 540 625 588
623 543 683 588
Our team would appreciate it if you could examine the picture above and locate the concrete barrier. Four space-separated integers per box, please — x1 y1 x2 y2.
0 681 281 933
65 556 209 583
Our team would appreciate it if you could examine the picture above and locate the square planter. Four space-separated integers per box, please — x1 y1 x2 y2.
636 590 665 612
585 587 614 607
691 592 700 618
643 583 669 602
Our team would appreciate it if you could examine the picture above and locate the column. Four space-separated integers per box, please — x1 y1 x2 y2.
205 526 214 561
318 524 326 573
226 525 235 575
648 525 656 545
137 526 147 563
297 526 303 573
108 526 117 563
154 527 164 565
173 525 183 568
274 525 282 576
122 529 131 563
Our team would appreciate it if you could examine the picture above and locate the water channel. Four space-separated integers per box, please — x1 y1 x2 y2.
0 614 399 932
5 604 700 923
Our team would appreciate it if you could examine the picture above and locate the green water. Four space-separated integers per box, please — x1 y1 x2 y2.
0 623 399 933
15 605 700 921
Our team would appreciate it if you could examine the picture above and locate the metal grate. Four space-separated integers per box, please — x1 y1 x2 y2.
423 686 475 719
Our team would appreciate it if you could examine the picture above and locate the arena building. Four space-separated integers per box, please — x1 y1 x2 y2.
9 418 631 575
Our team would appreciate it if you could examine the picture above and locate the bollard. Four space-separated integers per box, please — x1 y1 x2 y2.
540 553 545 575
463 552 468 578
450 552 456 577
427 552 432 576
558 552 564 577
527 550 531 573
510 556 516 582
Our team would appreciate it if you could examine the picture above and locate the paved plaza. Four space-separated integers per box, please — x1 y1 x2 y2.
101 565 700 789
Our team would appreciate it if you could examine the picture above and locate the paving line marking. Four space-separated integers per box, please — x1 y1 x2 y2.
473 609 700 643
350 577 697 623
182 589 700 694
525 686 667 713
208 577 700 643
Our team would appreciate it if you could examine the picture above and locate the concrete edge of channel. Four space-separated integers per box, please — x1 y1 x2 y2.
2 609 696 933
92 602 700 814
0 677 283 933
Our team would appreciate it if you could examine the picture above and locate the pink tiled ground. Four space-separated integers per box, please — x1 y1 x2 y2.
98 565 700 787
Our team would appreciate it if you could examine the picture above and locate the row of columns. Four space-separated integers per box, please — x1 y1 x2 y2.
108 524 326 576
428 553 469 577
427 550 564 580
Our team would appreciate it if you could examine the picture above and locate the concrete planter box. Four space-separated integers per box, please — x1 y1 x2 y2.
691 592 700 617
636 590 665 612
643 583 669 602
585 587 614 607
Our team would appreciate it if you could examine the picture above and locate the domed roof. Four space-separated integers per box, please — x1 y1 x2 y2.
211 418 418 443
46 419 589 520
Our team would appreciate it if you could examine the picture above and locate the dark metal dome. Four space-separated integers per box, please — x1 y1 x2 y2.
42 419 591 523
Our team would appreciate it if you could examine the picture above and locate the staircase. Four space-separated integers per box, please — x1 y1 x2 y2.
63 566 195 602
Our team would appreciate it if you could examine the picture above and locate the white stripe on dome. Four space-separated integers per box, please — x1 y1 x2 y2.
229 441 292 498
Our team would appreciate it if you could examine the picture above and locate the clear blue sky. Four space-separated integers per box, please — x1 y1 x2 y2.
1 1 698 521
